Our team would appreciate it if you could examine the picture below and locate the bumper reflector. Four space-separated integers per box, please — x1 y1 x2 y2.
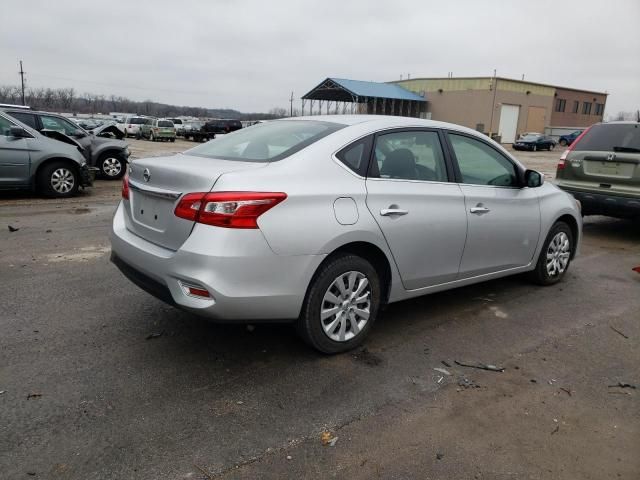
178 281 211 299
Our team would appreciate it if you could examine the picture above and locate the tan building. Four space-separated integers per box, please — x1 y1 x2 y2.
391 77 607 143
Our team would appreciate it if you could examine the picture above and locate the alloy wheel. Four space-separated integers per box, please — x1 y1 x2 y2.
102 157 122 177
546 232 571 276
320 271 371 342
51 168 75 194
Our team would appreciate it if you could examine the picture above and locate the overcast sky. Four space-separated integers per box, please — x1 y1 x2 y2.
1 0 638 116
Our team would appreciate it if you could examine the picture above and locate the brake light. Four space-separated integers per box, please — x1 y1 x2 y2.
121 173 130 199
558 126 592 172
174 192 287 228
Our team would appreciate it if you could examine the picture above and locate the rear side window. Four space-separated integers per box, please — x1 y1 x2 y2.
187 120 343 162
574 124 640 152
336 135 373 176
8 112 37 129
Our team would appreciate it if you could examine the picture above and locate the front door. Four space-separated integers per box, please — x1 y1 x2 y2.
447 132 541 278
365 129 467 290
0 116 31 186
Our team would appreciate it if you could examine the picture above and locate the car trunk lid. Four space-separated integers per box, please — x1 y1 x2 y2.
124 153 266 250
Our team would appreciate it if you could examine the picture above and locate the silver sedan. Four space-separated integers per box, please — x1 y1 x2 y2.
110 115 582 353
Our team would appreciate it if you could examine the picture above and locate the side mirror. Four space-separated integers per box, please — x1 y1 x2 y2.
9 126 29 138
524 169 544 188
74 129 87 138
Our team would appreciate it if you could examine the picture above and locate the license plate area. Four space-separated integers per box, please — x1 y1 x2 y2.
131 192 173 232
585 161 634 178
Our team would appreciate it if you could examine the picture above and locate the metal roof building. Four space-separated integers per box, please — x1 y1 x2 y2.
301 78 427 117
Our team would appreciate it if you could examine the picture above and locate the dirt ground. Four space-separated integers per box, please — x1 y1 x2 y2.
0 138 638 479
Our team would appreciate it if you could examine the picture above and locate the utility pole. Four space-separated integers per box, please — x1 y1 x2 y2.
289 91 294 117
489 69 498 137
19 60 26 106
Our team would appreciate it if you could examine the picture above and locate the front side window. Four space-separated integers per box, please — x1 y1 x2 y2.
449 133 518 187
187 120 343 162
41 115 77 135
370 130 448 182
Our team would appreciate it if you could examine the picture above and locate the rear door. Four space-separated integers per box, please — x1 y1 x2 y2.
365 129 467 290
446 131 541 277
561 123 640 197
0 115 31 186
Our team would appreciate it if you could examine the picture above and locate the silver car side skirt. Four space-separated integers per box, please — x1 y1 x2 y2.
389 263 533 303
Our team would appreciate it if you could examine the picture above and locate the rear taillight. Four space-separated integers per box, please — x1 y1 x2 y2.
558 126 592 172
121 173 130 199
174 192 287 229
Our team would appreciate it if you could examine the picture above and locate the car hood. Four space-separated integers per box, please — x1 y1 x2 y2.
92 123 125 139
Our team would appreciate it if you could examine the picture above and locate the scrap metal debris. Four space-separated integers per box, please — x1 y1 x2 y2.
608 382 636 389
632 266 640 274
8 225 19 232
560 387 572 396
26 393 42 399
436 453 445 460
0 390 5 395
193 464 214 479
454 360 505 372
441 360 452 368
551 425 560 435
457 377 481 389
433 367 451 376
609 326 629 339
145 331 165 340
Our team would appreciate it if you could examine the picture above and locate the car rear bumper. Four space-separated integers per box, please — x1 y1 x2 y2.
110 202 325 321
559 187 640 218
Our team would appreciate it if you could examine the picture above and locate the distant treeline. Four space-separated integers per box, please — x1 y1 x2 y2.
0 84 282 120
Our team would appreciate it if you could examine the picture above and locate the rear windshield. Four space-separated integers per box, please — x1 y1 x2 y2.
186 120 344 162
129 117 146 124
574 123 640 152
158 120 173 127
169 119 182 124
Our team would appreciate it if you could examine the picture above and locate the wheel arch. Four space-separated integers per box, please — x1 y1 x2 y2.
555 213 579 259
33 156 80 188
309 241 393 306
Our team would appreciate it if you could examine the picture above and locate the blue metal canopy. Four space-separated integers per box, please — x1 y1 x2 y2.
302 78 426 102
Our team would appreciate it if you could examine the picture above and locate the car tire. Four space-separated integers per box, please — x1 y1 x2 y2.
297 254 381 354
38 161 79 198
170 138 175 142
559 139 568 147
529 221 574 286
98 152 126 180
549 143 555 151
533 145 537 152
150 132 155 142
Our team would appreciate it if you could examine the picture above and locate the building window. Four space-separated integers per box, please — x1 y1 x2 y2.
555 98 566 112
582 102 592 115
572 101 579 113
595 103 604 116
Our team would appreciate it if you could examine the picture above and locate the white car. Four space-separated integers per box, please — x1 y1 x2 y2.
118 115 147 138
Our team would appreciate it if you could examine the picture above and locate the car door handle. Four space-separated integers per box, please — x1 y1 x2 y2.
470 206 490 214
380 208 409 216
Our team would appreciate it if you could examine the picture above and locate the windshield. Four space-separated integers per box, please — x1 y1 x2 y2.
186 120 344 162
574 124 640 152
